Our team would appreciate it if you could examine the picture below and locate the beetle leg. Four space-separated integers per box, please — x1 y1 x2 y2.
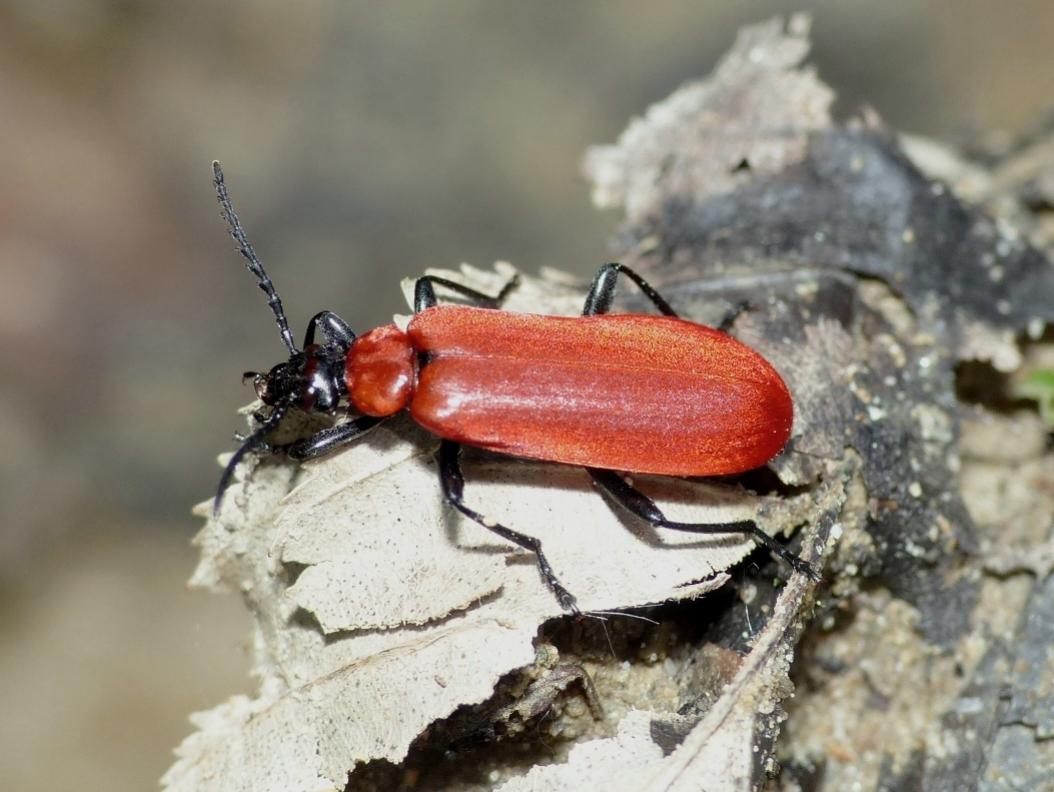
587 468 819 581
214 400 291 515
303 310 355 348
582 262 678 317
438 440 580 613
414 273 520 313
717 300 753 333
278 416 383 460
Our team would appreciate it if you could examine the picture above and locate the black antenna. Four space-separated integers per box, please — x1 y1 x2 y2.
212 161 299 356
213 401 290 515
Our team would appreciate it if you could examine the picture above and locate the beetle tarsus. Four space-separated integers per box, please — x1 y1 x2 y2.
717 300 754 333
555 588 580 615
438 440 580 613
789 554 821 582
491 272 521 306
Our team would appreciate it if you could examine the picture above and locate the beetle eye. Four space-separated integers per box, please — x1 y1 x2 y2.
253 373 271 402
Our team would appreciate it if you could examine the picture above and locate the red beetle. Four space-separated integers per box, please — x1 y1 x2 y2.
212 163 814 612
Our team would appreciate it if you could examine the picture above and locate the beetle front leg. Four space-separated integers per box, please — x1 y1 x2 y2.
438 440 580 613
414 273 520 313
279 416 383 460
582 262 679 317
588 468 819 581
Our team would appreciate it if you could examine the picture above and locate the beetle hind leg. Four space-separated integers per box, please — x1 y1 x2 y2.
438 440 580 613
588 469 819 582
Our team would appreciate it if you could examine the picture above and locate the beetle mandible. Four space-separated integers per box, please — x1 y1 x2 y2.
211 162 817 613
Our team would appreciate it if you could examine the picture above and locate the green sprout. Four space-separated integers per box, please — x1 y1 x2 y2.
1017 368 1054 426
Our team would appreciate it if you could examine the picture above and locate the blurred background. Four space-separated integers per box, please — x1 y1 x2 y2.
1 2 1052 789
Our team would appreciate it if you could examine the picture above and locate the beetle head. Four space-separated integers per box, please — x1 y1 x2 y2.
212 162 354 514
246 343 346 414
247 362 296 406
